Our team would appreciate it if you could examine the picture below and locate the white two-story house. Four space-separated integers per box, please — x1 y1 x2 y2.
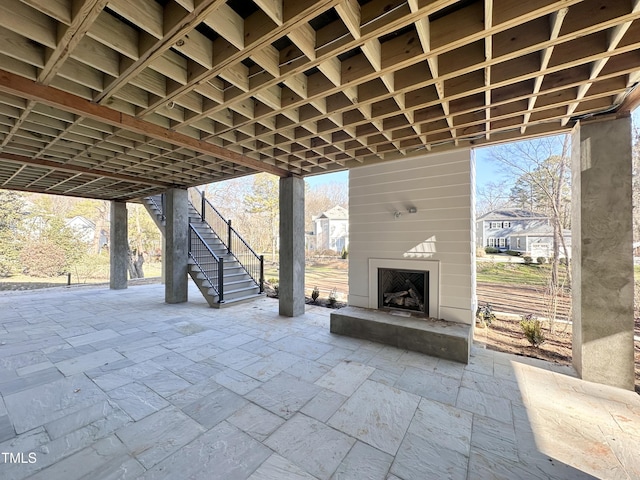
311 205 349 253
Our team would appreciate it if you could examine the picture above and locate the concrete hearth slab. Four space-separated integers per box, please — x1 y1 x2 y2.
330 307 471 364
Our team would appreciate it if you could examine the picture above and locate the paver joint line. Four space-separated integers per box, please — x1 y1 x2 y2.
0 284 637 480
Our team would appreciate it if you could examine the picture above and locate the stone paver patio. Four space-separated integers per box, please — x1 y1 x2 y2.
0 283 639 479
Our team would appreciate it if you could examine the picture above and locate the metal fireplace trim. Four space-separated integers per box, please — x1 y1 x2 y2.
368 258 440 318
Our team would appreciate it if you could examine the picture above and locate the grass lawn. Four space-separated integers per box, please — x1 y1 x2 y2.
476 261 570 286
0 261 162 291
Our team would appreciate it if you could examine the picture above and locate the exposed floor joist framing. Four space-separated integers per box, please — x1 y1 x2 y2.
0 0 638 200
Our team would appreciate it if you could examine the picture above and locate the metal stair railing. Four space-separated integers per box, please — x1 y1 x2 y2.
188 223 224 303
146 195 166 223
188 187 264 294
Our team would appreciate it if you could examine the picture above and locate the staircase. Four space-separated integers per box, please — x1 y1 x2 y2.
142 191 264 307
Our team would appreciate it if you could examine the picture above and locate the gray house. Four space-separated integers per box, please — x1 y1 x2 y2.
476 209 571 258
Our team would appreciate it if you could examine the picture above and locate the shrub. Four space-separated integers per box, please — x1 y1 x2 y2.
520 314 545 347
316 249 339 257
20 240 68 277
523 256 533 265
505 250 521 256
340 246 348 259
311 286 320 303
536 256 546 264
559 257 568 266
476 303 496 327
72 254 110 281
328 288 338 307
484 246 499 254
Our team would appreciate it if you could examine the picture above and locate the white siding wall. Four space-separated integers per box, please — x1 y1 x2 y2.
348 150 476 324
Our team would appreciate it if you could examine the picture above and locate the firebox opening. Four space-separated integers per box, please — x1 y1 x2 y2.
378 268 429 315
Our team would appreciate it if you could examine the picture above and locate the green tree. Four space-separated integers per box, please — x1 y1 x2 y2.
20 216 88 277
243 173 279 261
0 190 26 276
69 199 110 254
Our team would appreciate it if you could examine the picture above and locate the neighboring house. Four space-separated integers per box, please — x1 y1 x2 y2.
476 209 571 258
509 223 572 259
66 216 109 252
310 205 349 252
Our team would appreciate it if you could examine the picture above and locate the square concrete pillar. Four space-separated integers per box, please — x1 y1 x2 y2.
571 115 635 390
165 188 189 304
279 176 305 317
109 201 128 290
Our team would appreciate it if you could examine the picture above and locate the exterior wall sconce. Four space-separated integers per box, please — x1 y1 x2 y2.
394 207 417 218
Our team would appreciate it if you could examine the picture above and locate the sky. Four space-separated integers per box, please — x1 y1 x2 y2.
304 107 640 191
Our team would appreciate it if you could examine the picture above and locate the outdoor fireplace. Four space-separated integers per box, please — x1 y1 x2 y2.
378 268 428 314
368 259 440 319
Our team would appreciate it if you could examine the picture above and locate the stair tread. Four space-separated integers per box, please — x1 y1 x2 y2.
147 194 261 309
219 293 264 305
209 285 259 295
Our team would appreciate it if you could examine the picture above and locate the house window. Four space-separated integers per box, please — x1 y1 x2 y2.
502 221 511 228
499 238 506 248
516 238 522 249
488 238 495 247
489 222 500 229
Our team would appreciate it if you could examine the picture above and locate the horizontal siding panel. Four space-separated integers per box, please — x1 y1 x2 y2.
350 172 470 196
350 252 472 267
442 295 474 310
349 196 471 216
350 153 471 186
348 294 368 308
439 284 472 298
441 264 475 276
348 240 471 255
350 184 471 206
440 306 473 324
441 274 473 289
346 230 472 243
350 207 472 223
349 150 473 325
349 219 472 234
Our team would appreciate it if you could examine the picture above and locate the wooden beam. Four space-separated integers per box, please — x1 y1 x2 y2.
0 69 291 177
0 152 172 187
94 0 227 104
38 0 109 84
617 84 640 115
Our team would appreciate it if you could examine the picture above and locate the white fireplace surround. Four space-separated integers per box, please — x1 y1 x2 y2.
368 258 440 318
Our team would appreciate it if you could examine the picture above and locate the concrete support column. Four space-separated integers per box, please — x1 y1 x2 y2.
160 234 166 285
571 115 635 390
109 201 128 290
165 188 189 304
279 176 305 317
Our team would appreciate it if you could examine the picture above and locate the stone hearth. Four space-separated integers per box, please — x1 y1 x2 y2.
330 306 472 364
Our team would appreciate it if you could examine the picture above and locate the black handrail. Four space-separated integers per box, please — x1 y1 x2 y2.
188 223 224 303
147 195 166 223
189 187 264 293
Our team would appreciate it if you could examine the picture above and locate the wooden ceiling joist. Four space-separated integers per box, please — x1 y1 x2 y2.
0 151 171 187
0 0 638 200
0 69 290 177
